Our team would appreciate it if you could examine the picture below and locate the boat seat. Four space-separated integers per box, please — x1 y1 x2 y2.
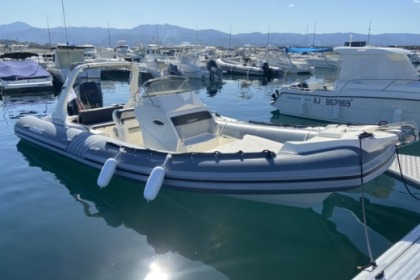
112 107 142 144
78 105 123 125
171 111 220 152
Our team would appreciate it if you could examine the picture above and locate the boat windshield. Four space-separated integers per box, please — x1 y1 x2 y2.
141 76 190 97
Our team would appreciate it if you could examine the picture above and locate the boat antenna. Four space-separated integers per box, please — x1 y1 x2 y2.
367 18 372 45
61 0 69 45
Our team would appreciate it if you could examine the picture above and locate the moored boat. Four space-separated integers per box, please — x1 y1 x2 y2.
216 57 281 78
14 61 418 208
0 52 54 97
271 46 420 126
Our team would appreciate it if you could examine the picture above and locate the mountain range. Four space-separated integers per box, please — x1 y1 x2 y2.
1 21 420 48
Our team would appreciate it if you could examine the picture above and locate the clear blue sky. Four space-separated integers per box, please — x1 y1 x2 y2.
3 0 420 35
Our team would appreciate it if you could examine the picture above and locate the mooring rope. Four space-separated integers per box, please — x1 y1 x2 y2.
357 132 376 269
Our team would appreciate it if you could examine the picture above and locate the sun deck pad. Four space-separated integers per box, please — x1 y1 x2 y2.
317 124 381 138
210 134 283 153
280 129 398 154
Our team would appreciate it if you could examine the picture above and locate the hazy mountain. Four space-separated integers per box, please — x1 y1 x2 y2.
1 21 419 48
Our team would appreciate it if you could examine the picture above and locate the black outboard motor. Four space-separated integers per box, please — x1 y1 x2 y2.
78 81 103 109
168 63 182 76
206 59 222 82
206 59 218 72
271 89 280 101
67 81 103 115
262 61 274 81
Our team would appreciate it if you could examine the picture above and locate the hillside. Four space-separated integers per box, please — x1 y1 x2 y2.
1 21 420 48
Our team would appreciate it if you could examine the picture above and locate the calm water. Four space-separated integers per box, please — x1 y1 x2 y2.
1 73 419 280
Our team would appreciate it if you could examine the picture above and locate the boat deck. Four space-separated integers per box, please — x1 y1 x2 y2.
386 154 420 189
352 224 420 280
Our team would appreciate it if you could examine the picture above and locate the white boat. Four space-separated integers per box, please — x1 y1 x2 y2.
14 61 418 208
166 56 222 82
48 44 101 85
254 46 315 75
114 40 133 59
0 52 53 97
285 47 340 69
271 46 420 126
153 45 223 82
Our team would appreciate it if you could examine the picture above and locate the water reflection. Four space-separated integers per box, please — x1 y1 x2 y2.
144 261 168 280
1 93 56 120
16 139 420 280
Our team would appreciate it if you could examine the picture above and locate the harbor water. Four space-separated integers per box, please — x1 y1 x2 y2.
1 74 419 280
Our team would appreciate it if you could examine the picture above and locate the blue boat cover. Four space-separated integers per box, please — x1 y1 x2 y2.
285 47 333 53
0 60 51 80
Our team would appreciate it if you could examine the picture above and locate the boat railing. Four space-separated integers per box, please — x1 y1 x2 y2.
337 78 420 92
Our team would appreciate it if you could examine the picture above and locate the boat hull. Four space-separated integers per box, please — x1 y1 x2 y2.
15 115 397 195
272 87 420 126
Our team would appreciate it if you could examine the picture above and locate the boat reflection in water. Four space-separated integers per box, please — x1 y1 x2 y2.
319 174 420 258
1 93 55 120
16 139 420 280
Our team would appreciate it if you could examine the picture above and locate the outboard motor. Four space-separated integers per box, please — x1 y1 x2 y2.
262 62 274 80
206 59 222 82
206 59 218 72
168 63 182 76
78 81 103 109
271 89 280 101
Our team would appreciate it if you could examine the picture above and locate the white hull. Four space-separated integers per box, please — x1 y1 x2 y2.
272 81 420 125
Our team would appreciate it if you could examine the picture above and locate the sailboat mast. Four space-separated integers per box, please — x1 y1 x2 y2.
229 26 232 49
312 21 316 46
107 19 111 48
61 0 69 45
367 18 372 45
46 16 52 48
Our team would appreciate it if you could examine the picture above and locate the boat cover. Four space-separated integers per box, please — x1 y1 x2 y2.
0 60 51 80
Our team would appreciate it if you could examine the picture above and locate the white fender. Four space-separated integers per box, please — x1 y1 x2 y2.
97 158 118 188
144 166 165 201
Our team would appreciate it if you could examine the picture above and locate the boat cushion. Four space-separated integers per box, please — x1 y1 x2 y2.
210 134 282 153
112 107 141 144
78 105 123 125
171 111 218 140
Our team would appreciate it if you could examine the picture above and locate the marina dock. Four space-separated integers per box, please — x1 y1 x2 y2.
353 224 420 279
386 154 420 190
352 154 420 279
